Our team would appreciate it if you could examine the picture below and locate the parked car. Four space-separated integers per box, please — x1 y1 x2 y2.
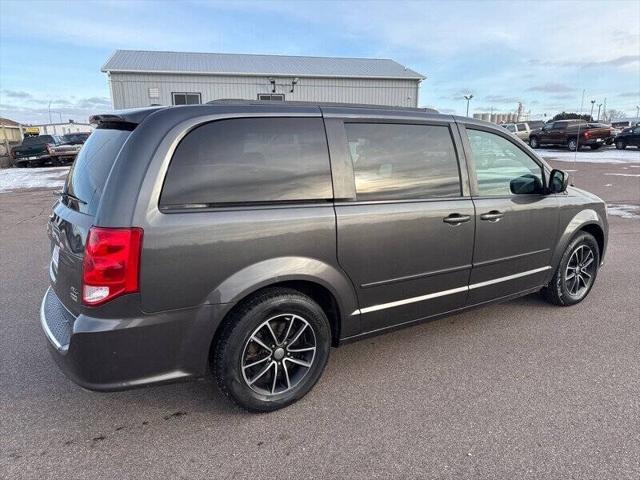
41 102 608 412
501 122 535 143
614 126 640 149
11 134 64 167
48 132 91 164
529 120 614 151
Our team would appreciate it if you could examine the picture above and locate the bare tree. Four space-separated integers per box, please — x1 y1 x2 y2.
605 109 626 122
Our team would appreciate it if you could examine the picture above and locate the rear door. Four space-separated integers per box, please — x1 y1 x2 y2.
327 116 475 335
459 124 558 305
48 126 133 314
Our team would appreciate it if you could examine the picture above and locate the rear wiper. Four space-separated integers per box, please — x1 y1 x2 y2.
54 190 87 205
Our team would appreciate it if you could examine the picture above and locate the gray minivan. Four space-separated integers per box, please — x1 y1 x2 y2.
41 101 608 411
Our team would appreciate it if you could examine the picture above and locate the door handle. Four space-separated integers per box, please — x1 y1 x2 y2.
480 210 504 222
443 213 471 225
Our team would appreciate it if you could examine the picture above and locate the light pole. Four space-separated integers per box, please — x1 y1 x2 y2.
636 106 639 124
48 100 52 124
464 94 474 117
590 99 595 119
596 103 602 121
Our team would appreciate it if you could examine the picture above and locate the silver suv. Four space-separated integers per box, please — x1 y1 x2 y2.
41 102 608 411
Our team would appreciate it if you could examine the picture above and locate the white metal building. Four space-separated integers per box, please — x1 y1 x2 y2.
33 121 94 136
102 50 425 109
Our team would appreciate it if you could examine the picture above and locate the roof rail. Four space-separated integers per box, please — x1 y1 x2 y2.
205 99 438 113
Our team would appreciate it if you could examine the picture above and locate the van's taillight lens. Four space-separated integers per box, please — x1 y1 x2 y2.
82 227 143 306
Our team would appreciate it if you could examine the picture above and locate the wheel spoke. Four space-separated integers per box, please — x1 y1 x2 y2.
581 270 591 279
285 357 312 368
265 321 280 346
250 335 272 353
271 362 278 394
282 361 291 390
283 316 295 344
566 272 576 280
288 323 308 347
248 361 274 385
583 257 594 268
287 346 316 353
243 355 271 370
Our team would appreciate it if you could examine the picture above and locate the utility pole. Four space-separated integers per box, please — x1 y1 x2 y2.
590 99 595 119
48 100 52 124
597 104 602 121
464 94 474 117
602 98 607 122
636 105 639 124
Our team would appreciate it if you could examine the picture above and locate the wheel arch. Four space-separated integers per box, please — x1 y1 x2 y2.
549 209 606 279
205 257 359 348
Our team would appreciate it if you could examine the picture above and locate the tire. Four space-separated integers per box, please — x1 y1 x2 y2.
589 144 602 150
213 288 331 412
542 232 600 306
529 137 540 149
567 138 580 152
615 140 626 150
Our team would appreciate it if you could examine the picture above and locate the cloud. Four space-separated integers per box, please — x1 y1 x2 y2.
483 95 523 104
0 94 112 123
531 55 640 69
527 83 575 93
618 91 640 98
2 90 32 99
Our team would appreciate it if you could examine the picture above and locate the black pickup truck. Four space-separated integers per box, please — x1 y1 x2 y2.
529 120 614 151
11 135 64 167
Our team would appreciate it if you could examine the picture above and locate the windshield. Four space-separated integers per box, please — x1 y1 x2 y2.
22 135 53 146
64 128 131 215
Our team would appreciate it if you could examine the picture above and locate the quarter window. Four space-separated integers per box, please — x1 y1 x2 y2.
160 118 332 207
466 129 543 196
172 92 201 105
345 123 461 201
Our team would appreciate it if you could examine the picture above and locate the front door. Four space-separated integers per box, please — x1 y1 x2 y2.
333 120 475 334
462 125 559 305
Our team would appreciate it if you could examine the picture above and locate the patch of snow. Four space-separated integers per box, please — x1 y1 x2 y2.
0 167 70 193
603 173 640 177
607 204 640 219
539 148 640 164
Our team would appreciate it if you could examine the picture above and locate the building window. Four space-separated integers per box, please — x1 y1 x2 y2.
172 92 202 105
257 94 285 101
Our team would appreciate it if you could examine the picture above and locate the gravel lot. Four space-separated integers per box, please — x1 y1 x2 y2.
1 151 639 479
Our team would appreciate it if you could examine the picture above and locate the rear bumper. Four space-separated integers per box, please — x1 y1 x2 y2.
40 287 224 391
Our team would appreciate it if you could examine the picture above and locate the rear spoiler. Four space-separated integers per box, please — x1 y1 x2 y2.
89 106 167 128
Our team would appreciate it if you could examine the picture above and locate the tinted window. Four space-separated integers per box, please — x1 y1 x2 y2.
160 118 332 207
64 128 132 215
23 135 53 146
345 123 461 201
516 123 528 131
466 129 543 196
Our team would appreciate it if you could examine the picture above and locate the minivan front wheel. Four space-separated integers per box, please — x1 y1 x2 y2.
213 288 331 412
542 232 599 306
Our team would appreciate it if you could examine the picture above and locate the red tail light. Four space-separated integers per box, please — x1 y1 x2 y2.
583 130 591 138
82 227 143 306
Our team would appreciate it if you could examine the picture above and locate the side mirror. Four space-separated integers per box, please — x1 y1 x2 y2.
548 169 569 193
510 174 543 194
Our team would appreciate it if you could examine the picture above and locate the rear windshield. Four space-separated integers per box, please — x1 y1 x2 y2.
22 135 54 146
63 127 131 215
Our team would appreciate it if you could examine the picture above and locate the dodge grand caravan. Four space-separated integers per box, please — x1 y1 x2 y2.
41 101 608 412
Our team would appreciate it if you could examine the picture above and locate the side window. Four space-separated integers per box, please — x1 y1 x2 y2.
160 117 332 207
505 124 516 133
345 123 461 201
466 129 543 196
552 122 565 129
516 123 528 131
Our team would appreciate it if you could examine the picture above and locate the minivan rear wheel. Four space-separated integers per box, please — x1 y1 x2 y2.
213 288 331 412
542 232 599 306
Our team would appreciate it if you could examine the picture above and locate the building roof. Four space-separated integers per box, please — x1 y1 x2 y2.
0 117 20 127
102 49 425 80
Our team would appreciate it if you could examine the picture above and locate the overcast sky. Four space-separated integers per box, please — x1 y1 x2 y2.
1 0 638 124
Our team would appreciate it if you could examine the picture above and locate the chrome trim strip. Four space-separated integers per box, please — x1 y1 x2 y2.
472 248 550 268
40 287 68 352
352 266 551 315
468 266 551 290
354 285 468 315
361 263 472 288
